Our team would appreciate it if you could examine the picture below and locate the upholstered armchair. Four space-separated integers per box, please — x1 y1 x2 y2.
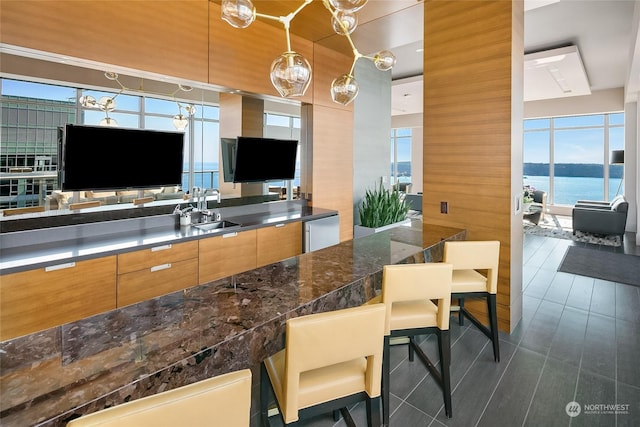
572 195 628 241
531 190 547 221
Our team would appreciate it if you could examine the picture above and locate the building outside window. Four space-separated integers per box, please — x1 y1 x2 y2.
523 112 624 207
390 128 412 191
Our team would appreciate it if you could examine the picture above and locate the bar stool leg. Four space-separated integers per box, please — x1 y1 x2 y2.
487 293 500 362
382 335 391 426
438 329 452 418
260 363 272 427
458 297 465 326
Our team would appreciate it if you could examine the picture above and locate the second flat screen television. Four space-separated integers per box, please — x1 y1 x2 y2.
232 136 298 183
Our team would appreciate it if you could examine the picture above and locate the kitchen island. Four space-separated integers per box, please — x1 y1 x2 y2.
0 220 465 426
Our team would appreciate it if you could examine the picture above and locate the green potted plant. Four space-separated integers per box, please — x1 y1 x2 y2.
354 179 411 238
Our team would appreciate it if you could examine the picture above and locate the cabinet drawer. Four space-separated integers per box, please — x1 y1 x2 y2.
256 222 302 267
117 258 198 307
1 256 117 341
199 229 257 284
117 241 198 274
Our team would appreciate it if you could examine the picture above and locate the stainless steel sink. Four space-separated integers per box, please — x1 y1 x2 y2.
192 220 241 232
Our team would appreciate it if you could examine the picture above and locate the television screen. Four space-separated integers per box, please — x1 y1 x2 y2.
59 124 184 191
232 137 298 183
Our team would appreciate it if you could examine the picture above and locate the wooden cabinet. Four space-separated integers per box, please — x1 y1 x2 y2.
256 222 302 267
0 256 117 341
117 241 198 307
199 229 257 284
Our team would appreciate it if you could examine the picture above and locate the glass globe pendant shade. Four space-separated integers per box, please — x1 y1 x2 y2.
270 52 312 98
332 11 357 35
373 50 396 71
328 0 368 12
330 74 359 105
184 104 197 116
173 114 189 130
79 95 97 108
99 117 118 127
221 0 256 28
97 96 116 112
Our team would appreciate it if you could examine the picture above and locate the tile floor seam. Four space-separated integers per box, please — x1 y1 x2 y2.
521 294 570 427
472 334 523 427
520 349 551 427
568 291 593 427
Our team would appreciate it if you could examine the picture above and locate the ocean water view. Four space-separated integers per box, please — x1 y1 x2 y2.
182 163 301 190
524 175 623 205
181 162 619 207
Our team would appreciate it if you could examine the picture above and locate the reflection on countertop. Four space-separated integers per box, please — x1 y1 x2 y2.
0 220 465 426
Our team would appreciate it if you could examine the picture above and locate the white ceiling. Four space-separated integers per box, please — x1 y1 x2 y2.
350 0 640 116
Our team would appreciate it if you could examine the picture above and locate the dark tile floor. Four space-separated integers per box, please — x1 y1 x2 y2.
252 232 640 427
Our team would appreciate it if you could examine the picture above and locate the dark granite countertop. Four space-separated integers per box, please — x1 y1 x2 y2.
0 204 337 274
0 220 465 426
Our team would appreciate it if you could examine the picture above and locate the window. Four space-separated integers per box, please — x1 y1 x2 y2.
264 113 301 196
523 113 624 206
390 128 412 190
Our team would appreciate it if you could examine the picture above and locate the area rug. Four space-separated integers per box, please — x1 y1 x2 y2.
558 246 640 287
523 214 621 247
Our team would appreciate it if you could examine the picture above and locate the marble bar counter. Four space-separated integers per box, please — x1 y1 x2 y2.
0 220 465 426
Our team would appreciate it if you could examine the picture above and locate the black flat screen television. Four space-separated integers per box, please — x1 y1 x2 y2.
59 124 184 191
232 136 298 183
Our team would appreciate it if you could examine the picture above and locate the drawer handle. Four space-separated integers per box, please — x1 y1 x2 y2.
275 223 285 228
151 244 172 252
150 263 172 272
45 262 76 272
222 232 238 238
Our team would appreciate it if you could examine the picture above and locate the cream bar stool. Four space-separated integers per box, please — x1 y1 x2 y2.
260 303 386 427
380 263 453 423
66 369 252 427
443 240 501 362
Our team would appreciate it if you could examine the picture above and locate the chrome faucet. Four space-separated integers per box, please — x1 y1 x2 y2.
210 188 221 204
191 187 221 222
191 186 203 212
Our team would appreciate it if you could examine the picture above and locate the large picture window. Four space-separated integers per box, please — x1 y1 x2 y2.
523 113 624 207
390 128 412 191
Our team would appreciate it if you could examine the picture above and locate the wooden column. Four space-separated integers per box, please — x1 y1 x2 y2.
218 94 265 197
423 0 524 332
300 44 355 242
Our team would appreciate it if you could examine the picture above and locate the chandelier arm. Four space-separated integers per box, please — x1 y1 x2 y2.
348 55 360 76
284 20 292 52
288 0 313 20
255 12 282 22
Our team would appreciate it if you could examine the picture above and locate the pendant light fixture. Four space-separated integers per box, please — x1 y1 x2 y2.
220 0 395 105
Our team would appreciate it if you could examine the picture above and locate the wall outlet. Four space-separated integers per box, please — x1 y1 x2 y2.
440 201 448 214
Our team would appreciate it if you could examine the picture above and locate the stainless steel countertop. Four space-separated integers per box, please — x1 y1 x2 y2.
0 206 338 274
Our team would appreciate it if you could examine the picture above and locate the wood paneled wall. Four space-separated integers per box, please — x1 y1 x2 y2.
1 1 210 83
304 104 354 241
423 0 523 332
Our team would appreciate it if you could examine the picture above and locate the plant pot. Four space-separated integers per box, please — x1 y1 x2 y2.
354 218 412 239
